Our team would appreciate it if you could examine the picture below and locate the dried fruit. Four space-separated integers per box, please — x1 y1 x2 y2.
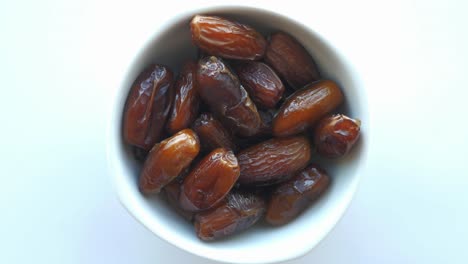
139 129 200 194
166 61 200 135
237 136 311 185
180 148 240 212
190 15 266 60
192 113 236 152
273 80 343 137
266 165 330 225
197 56 242 109
194 190 266 241
197 56 261 137
123 64 174 150
314 114 361 158
233 61 284 109
265 32 320 89
164 181 194 221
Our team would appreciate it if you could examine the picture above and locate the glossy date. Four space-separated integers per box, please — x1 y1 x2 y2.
123 64 174 150
266 165 330 225
314 114 361 158
197 56 261 137
237 136 311 185
166 61 200 135
192 113 236 152
139 129 200 194
265 32 320 89
273 80 343 137
180 148 240 212
190 15 266 60
233 61 284 109
194 190 266 241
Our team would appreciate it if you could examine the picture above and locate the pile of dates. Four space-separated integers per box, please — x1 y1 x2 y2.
123 15 361 241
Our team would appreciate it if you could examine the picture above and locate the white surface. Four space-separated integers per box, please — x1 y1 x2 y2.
0 0 467 264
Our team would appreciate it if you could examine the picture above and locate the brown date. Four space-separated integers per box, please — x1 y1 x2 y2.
233 61 284 109
164 181 194 221
273 80 343 137
123 64 174 150
265 32 320 89
166 61 200 135
192 113 236 152
194 190 266 241
139 129 200 194
197 56 242 110
266 165 330 225
314 114 361 158
190 15 266 60
237 136 311 185
180 148 240 212
197 56 261 137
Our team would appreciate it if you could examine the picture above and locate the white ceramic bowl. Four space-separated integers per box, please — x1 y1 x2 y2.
107 6 369 264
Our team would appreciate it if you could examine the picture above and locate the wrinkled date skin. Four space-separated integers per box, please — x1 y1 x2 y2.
190 15 266 60
166 61 200 135
197 56 261 137
140 129 200 194
273 80 344 137
164 181 194 221
180 148 240 212
237 136 311 185
123 64 174 150
194 190 266 241
233 61 285 109
192 113 236 152
266 165 330 225
314 114 361 158
265 32 320 89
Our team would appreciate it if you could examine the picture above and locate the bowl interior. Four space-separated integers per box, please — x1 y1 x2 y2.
108 6 369 264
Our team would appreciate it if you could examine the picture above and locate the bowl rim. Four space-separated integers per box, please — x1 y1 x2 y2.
106 4 370 264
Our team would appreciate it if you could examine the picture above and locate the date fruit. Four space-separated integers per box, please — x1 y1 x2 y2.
233 61 284 109
190 15 266 60
139 129 200 194
180 148 240 212
197 56 261 136
314 114 361 158
273 80 343 137
237 136 311 185
194 190 266 241
266 165 330 225
123 64 174 150
166 61 200 135
192 113 236 152
265 32 320 89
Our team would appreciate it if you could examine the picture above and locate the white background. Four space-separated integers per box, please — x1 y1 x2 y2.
1 0 467 263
